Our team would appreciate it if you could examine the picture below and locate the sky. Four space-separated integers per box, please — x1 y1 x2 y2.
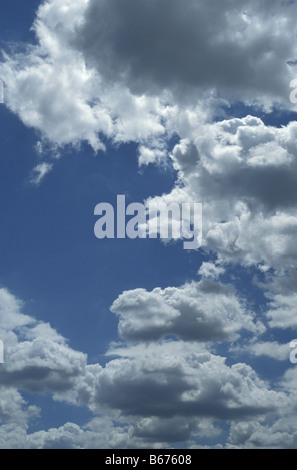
1 0 297 449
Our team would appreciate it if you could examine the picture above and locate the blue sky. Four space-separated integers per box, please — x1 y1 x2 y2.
1 0 297 449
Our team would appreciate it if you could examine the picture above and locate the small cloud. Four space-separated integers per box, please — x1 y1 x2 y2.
198 262 225 280
30 163 53 186
138 146 167 166
35 141 61 159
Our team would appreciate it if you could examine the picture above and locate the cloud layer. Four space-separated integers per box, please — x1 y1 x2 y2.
0 282 294 449
1 0 297 155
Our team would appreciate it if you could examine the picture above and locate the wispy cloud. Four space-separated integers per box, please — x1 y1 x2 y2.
29 162 53 186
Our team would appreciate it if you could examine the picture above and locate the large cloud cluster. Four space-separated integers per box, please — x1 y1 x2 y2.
77 0 297 103
147 116 297 270
0 278 293 449
1 0 297 155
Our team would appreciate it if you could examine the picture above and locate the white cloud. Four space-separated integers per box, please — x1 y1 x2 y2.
110 279 263 343
30 163 53 186
198 262 225 280
266 291 297 329
134 415 221 445
1 0 297 449
0 284 294 448
239 341 291 361
1 0 297 159
77 0 297 105
228 416 297 449
144 116 297 272
2 0 297 279
0 288 87 395
0 288 33 330
256 269 297 330
0 387 39 449
81 345 286 423
0 0 166 154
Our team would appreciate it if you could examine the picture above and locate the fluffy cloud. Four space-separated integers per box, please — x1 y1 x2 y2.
198 262 225 280
1 0 297 449
86 345 287 425
0 417 140 449
134 416 220 444
2 0 297 277
0 0 166 154
144 116 297 272
236 341 291 361
0 279 296 448
0 288 32 330
228 416 297 449
0 387 39 449
54 340 286 435
0 288 86 395
24 419 136 450
266 293 297 329
256 269 297 330
77 0 297 104
1 0 297 159
110 279 263 342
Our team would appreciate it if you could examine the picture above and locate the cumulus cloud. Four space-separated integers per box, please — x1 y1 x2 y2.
24 419 137 450
0 279 296 448
110 279 263 342
1 0 297 449
255 269 297 330
1 0 297 158
236 341 291 361
2 0 297 277
50 340 286 437
77 0 297 104
0 288 86 395
0 288 33 330
134 415 220 444
0 417 141 449
198 262 225 280
0 0 166 154
88 346 286 422
228 416 297 449
266 293 297 329
144 116 297 272
0 387 40 449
